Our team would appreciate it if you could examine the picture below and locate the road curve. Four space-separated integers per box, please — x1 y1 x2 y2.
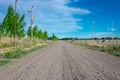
0 41 120 80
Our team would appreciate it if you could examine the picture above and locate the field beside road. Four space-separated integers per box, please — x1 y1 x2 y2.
0 38 52 67
71 40 120 56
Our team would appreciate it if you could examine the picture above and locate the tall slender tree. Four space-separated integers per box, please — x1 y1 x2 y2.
43 31 48 41
52 33 58 41
33 25 38 38
27 26 32 38
1 5 26 38
2 5 14 36
16 14 26 38
0 24 2 40
37 29 43 39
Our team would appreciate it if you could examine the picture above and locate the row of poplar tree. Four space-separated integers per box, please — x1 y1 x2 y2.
0 5 58 41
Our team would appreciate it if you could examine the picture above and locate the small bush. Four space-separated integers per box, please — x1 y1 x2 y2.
0 60 12 66
3 45 47 59
108 49 120 56
14 52 23 58
0 54 5 58
15 48 25 58
4 48 24 59
5 50 15 59
15 48 24 53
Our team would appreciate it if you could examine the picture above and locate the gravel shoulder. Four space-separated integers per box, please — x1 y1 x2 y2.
0 41 120 80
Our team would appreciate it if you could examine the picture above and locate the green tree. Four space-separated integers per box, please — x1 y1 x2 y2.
37 29 43 39
16 14 26 38
27 26 32 38
43 31 48 41
1 5 26 38
0 23 3 35
52 33 58 41
33 25 38 38
2 5 14 36
0 23 2 40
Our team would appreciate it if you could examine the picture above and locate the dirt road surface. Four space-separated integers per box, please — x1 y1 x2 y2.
0 41 120 80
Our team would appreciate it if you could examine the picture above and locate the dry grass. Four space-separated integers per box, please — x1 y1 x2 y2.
72 40 120 56
0 37 48 55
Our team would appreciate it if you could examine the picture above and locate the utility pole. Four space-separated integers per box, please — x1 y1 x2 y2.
91 21 95 42
14 0 18 46
111 22 116 46
112 22 114 42
28 4 34 41
108 24 110 46
112 22 114 45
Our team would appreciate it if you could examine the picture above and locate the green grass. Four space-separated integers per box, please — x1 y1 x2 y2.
73 42 120 57
19 45 47 57
29 45 47 52
4 48 25 59
0 45 47 67
0 54 5 58
0 45 47 59
86 45 120 56
0 60 12 66
88 46 120 56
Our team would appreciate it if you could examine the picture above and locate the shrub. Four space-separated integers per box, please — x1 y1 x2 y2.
4 48 24 59
14 48 24 58
0 60 12 66
5 50 15 59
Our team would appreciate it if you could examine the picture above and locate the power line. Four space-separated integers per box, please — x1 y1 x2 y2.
18 2 26 14
27 4 34 41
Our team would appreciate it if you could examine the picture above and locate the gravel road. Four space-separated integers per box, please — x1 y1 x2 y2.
0 41 120 80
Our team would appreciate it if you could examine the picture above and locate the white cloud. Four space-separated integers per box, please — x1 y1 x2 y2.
0 0 91 37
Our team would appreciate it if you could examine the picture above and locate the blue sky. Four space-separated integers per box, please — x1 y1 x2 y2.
0 0 120 38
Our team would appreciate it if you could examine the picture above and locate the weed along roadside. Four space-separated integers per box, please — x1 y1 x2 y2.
71 41 120 57
0 42 48 67
0 60 12 67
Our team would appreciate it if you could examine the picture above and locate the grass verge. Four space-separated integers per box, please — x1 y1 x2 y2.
0 60 12 66
0 45 47 66
73 42 120 57
3 45 47 59
89 46 120 56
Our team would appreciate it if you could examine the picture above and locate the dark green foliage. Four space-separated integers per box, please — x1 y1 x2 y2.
2 5 14 36
5 48 24 59
0 23 2 40
43 31 48 41
37 29 43 39
27 25 49 41
0 60 12 66
14 48 24 58
5 50 15 59
1 5 26 38
27 26 32 37
33 25 38 38
52 33 58 41
16 14 26 38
